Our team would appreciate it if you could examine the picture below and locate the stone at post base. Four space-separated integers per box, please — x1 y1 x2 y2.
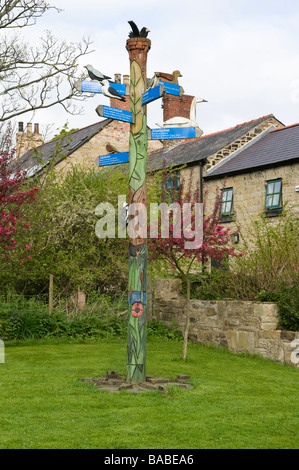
82 371 193 393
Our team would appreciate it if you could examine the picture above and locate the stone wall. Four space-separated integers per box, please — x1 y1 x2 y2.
153 279 299 367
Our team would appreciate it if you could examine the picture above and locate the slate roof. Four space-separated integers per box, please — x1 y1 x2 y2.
13 119 112 176
147 114 282 171
205 123 299 180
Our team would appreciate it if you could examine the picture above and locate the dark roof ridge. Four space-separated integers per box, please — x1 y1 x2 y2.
204 120 299 179
270 122 299 133
47 119 111 145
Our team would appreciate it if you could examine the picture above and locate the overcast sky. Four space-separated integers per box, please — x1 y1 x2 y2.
11 0 299 140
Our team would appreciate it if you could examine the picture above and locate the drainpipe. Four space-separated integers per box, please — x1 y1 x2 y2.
199 159 207 271
199 160 204 203
199 158 207 202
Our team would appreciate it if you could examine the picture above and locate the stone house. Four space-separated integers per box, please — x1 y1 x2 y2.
14 82 298 249
148 110 299 248
13 73 163 176
204 122 299 240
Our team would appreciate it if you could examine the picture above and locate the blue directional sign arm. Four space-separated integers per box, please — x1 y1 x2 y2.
96 105 134 123
142 85 165 105
77 80 126 95
159 81 183 96
150 127 197 140
99 152 129 167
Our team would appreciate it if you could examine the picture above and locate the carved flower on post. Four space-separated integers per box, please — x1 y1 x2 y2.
131 302 144 318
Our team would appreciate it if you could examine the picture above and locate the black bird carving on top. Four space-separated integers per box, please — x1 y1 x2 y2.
128 21 150 38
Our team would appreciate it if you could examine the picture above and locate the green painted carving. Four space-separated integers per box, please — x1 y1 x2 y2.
129 60 148 193
129 114 148 192
127 245 147 383
127 55 148 383
130 60 144 134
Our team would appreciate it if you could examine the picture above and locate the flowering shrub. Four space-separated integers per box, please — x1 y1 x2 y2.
148 170 241 276
0 124 38 261
148 168 243 360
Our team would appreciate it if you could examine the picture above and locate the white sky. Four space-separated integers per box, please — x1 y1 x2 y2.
9 0 299 140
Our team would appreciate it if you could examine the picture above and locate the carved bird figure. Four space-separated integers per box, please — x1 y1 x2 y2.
147 72 161 90
100 79 126 102
84 65 111 81
158 70 182 85
105 142 119 154
128 20 150 38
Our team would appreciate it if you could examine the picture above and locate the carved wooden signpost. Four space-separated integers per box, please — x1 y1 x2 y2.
79 23 206 385
125 36 151 384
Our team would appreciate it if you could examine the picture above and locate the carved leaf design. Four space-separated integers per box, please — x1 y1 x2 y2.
129 115 148 192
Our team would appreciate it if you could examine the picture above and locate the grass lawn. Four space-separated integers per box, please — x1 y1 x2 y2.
0 338 298 449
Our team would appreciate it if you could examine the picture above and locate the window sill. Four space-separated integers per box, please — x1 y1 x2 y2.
264 208 283 217
220 215 234 223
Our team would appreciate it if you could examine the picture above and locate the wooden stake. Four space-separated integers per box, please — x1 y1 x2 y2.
49 274 53 315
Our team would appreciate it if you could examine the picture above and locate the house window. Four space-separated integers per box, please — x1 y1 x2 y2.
166 171 180 193
159 170 180 201
221 188 233 215
265 179 282 210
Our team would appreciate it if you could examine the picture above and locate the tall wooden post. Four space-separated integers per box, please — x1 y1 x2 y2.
126 37 151 384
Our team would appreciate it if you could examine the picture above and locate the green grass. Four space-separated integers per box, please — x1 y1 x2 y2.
0 338 298 449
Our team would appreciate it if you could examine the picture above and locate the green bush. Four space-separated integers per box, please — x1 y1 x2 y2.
147 320 183 341
276 286 299 331
0 164 129 297
0 295 184 341
0 295 127 341
186 270 232 301
186 208 298 330
256 287 299 331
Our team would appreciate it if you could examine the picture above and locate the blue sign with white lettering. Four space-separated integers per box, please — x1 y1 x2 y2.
99 152 129 167
96 105 134 123
150 127 197 140
159 81 183 96
142 85 165 105
77 80 126 95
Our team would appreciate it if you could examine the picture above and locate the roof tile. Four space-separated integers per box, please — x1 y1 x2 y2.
148 114 281 171
205 123 299 179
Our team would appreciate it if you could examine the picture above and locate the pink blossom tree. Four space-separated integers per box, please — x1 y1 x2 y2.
0 125 38 262
148 169 241 360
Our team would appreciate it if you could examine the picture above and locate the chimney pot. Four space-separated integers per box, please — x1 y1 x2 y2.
34 123 39 134
123 74 130 86
18 122 24 132
114 73 121 83
27 123 32 133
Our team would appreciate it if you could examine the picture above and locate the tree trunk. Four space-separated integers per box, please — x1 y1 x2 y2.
182 277 191 361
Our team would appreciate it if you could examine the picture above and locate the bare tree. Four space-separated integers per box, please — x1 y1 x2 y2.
0 1 93 123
